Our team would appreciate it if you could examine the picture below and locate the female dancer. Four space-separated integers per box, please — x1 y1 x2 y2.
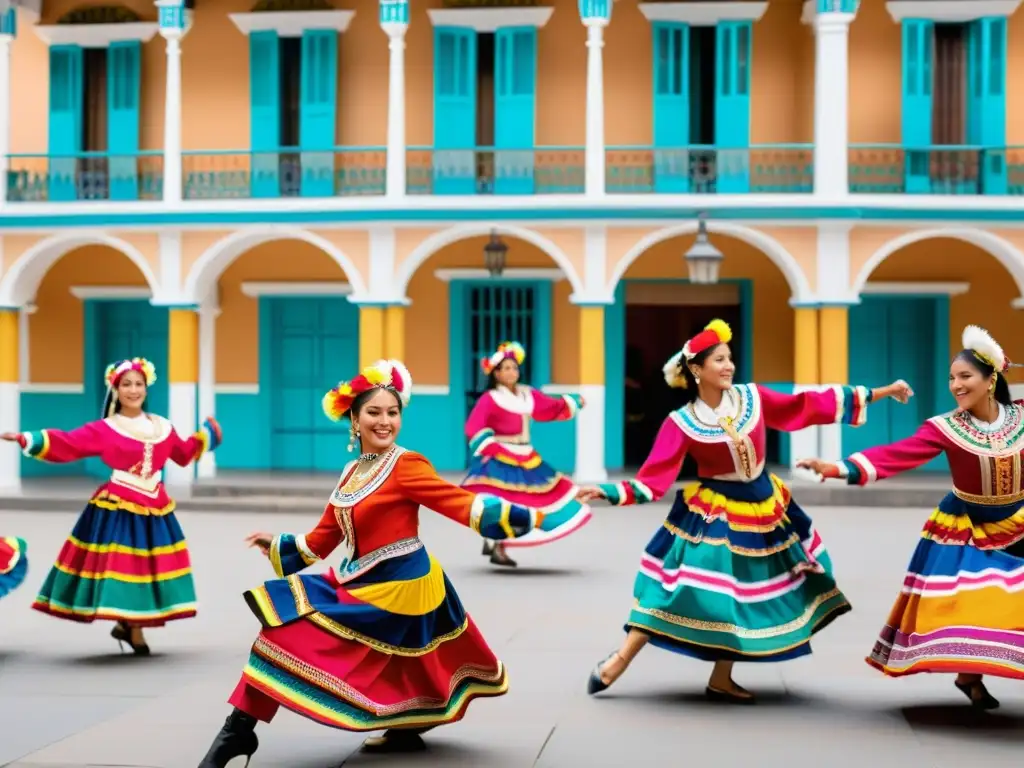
0 537 28 601
576 319 914 702
463 341 590 568
198 359 544 767
798 325 1024 710
0 358 221 655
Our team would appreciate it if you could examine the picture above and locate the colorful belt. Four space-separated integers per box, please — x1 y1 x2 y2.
953 486 1024 506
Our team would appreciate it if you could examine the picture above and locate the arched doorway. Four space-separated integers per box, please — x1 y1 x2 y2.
188 234 361 472
608 227 807 471
848 233 1024 471
398 227 582 471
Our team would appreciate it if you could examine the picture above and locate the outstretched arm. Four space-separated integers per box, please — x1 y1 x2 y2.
167 417 222 467
398 452 543 540
264 503 345 578
12 422 106 464
580 416 688 505
756 381 912 433
465 396 502 459
798 421 945 484
531 389 583 423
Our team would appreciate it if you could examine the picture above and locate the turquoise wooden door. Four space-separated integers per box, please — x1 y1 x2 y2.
107 40 141 201
263 297 358 471
967 17 1007 194
299 29 338 197
653 22 690 193
48 45 83 202
494 27 537 195
715 21 751 193
250 30 281 198
433 27 477 194
845 296 947 472
87 300 170 478
901 19 934 194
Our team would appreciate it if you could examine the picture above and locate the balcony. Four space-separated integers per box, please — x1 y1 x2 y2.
849 145 1024 196
8 144 1024 203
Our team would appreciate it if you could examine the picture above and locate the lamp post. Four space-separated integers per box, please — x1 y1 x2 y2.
484 230 508 277
685 216 724 285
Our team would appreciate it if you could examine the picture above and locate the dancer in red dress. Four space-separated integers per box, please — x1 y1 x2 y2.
198 359 545 766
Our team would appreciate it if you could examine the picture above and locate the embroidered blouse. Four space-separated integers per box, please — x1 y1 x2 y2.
16 416 222 512
841 400 1024 506
269 446 543 578
466 385 582 459
598 383 874 505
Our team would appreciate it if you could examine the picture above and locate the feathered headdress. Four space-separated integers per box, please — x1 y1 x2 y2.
963 325 1012 373
322 359 413 422
102 358 157 418
481 341 526 376
663 319 733 389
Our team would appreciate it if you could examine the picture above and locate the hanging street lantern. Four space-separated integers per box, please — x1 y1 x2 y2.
684 216 724 285
484 230 508 277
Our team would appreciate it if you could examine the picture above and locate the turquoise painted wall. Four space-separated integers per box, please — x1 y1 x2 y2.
20 393 91 477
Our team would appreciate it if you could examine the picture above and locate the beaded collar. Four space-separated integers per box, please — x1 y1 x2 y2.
329 445 406 508
931 402 1024 456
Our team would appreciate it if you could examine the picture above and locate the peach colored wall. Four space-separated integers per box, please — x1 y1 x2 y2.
621 235 795 383
404 237 578 386
216 242 351 383
1007 6 1024 144
853 237 1024 379
29 247 149 383
848 0 901 144
752 0 813 144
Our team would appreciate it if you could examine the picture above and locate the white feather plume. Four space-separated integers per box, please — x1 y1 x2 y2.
962 325 1006 371
387 359 414 405
662 349 687 389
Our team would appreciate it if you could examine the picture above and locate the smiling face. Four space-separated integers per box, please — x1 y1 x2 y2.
494 358 521 389
691 343 736 391
115 370 147 415
949 355 994 412
353 388 403 454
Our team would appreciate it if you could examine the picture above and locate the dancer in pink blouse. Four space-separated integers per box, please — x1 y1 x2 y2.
462 341 591 567
576 320 913 702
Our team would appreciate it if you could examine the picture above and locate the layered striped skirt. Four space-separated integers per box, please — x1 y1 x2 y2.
462 448 591 548
231 540 508 731
32 492 197 626
0 537 28 600
627 473 850 661
867 492 1024 679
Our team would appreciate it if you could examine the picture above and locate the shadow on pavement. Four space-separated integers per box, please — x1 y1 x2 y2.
900 704 1024 741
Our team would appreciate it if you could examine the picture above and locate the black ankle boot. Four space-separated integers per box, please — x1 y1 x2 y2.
198 709 259 767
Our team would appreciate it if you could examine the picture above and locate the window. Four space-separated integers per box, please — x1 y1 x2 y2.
278 36 302 196
81 48 109 198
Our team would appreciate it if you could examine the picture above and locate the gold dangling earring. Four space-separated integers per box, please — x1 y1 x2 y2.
348 424 358 453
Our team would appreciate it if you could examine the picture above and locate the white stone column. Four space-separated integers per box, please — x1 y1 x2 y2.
576 384 608 484
382 22 408 199
156 1 192 204
196 294 219 479
583 20 607 198
811 8 855 198
0 306 21 493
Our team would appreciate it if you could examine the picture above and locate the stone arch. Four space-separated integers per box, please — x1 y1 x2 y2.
394 223 585 298
0 232 161 307
852 228 1024 301
607 222 813 303
183 226 368 303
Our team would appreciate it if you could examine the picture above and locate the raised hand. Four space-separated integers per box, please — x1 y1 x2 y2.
576 486 605 503
244 531 273 556
796 458 842 482
888 379 914 404
0 432 20 442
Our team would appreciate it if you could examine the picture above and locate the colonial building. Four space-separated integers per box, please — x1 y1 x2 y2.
0 0 1022 494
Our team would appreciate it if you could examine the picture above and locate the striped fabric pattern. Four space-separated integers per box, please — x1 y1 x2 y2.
0 537 28 600
599 479 655 506
831 385 872 427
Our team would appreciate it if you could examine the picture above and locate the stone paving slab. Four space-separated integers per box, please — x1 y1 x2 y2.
2 503 1023 768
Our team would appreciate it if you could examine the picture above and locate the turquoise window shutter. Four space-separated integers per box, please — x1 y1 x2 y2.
107 40 141 201
494 27 536 195
299 29 338 197
433 26 477 195
969 18 1007 194
715 21 751 193
900 19 933 194
652 21 689 192
249 30 280 198
48 45 83 202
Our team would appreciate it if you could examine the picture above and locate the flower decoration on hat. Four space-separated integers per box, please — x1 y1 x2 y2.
104 358 157 389
963 324 1012 373
480 341 526 376
662 319 733 389
322 359 413 422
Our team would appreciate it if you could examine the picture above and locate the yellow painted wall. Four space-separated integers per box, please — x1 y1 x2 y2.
404 236 580 386
859 238 1024 384
620 235 795 383
215 241 351 383
29 247 150 383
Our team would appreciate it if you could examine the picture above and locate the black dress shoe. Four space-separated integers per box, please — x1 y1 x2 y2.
955 680 1000 710
587 653 617 695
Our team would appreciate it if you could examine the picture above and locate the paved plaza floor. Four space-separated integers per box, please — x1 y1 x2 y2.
2 500 1023 767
